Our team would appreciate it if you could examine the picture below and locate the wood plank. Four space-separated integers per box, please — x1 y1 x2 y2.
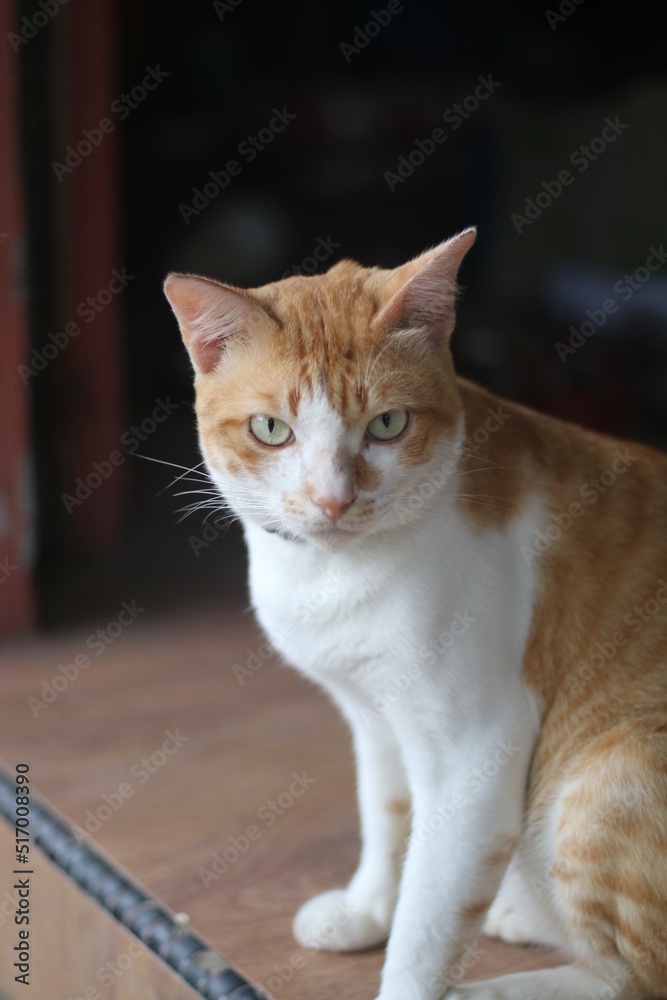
0 818 204 1000
0 610 566 998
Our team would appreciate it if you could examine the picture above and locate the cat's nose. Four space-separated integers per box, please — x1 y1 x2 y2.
312 493 357 521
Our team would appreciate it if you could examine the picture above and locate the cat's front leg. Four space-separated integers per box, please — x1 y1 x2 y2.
294 703 410 952
375 719 533 1000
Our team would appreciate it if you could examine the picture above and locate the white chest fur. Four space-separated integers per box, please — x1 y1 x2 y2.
243 502 539 728
243 501 548 1000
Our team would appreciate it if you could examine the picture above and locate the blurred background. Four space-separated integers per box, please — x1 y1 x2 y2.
2 0 667 640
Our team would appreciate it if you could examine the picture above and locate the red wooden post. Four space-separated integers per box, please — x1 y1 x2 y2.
0 3 36 637
55 0 126 551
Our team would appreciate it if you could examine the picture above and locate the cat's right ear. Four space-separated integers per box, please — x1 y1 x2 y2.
163 274 269 374
376 228 477 347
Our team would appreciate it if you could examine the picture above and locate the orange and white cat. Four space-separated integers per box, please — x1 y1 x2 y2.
165 230 667 1000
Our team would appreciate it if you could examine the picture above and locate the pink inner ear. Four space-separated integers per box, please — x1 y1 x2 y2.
164 274 262 374
399 264 459 345
378 229 476 346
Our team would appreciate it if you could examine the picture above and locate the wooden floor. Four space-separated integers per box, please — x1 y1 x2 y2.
0 821 204 1000
0 608 565 998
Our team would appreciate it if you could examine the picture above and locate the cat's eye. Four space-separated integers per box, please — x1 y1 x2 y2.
366 410 409 441
249 415 293 447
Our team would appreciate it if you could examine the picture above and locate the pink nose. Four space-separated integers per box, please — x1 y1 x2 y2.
312 494 357 521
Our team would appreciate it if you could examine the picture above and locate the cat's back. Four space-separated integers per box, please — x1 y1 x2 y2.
457 377 667 681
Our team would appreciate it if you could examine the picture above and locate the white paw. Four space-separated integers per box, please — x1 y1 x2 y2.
293 888 390 952
482 898 532 945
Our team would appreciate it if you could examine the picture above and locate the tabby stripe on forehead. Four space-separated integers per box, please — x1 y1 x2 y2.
298 362 313 398
332 370 349 415
288 386 300 417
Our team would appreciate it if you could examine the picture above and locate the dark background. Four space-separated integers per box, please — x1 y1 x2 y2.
18 0 667 629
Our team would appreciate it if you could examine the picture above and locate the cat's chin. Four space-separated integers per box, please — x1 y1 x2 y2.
302 525 365 551
249 519 364 551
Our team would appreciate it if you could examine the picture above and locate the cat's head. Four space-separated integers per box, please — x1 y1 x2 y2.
164 229 475 550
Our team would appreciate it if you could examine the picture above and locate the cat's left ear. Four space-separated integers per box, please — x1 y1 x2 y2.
377 228 476 346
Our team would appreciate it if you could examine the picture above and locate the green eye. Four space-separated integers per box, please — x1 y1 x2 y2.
366 410 409 441
249 415 293 446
